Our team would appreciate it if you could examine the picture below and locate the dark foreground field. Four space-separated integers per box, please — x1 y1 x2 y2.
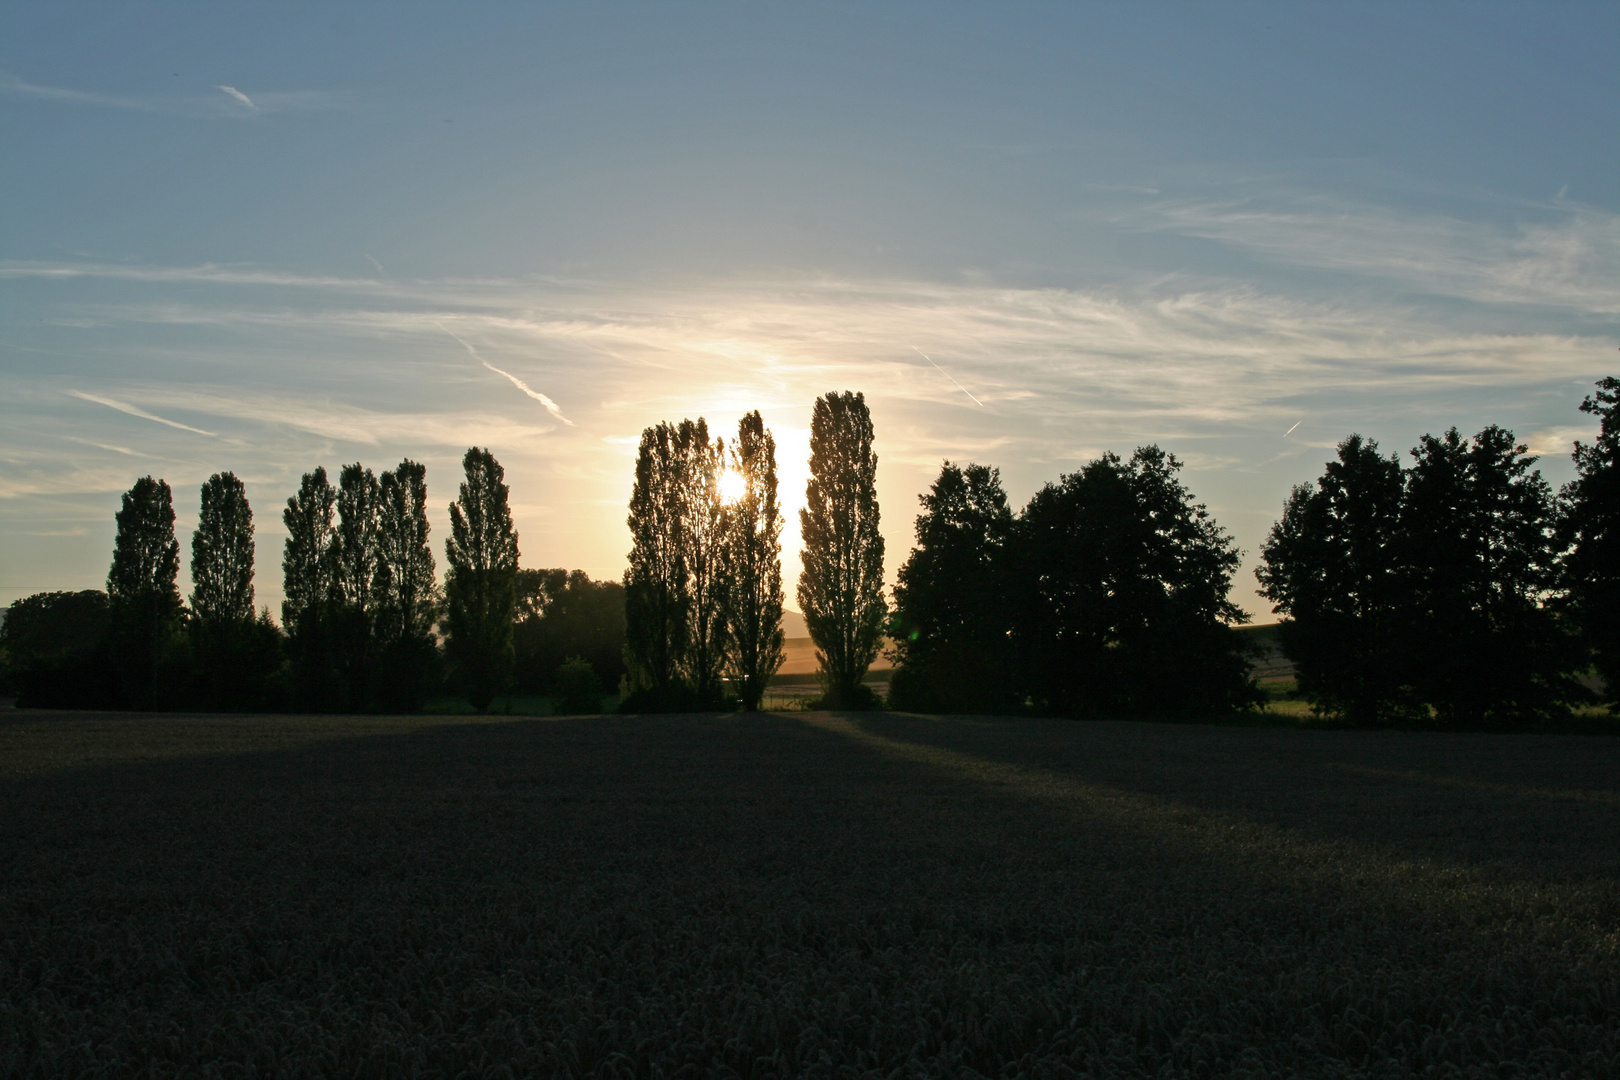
2 711 1619 1078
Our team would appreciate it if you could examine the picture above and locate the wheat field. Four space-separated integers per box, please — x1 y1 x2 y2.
2 709 1617 1077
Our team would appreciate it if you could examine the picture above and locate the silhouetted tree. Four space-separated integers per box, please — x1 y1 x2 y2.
0 591 115 707
445 447 519 712
1563 376 1620 703
888 462 1016 714
1011 447 1254 717
375 459 439 711
191 472 256 626
282 467 338 710
189 472 279 710
514 568 626 696
107 476 185 708
720 411 785 711
328 463 382 709
678 419 730 703
1256 435 1417 724
624 422 691 704
1403 426 1579 726
798 391 886 709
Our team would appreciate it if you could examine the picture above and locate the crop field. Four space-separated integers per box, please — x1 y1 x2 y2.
2 711 1619 1077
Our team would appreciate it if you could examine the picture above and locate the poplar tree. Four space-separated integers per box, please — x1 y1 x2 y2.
190 472 255 627
798 391 886 708
678 418 729 703
107 475 183 707
721 410 785 711
376 459 439 710
282 467 337 709
327 463 382 709
333 463 382 617
377 459 437 643
1563 376 1620 702
624 422 690 698
445 447 519 712
282 467 336 636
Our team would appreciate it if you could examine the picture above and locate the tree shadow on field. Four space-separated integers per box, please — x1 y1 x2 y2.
837 712 1620 881
810 711 1620 964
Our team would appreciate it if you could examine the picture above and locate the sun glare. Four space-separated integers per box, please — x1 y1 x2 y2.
718 468 748 504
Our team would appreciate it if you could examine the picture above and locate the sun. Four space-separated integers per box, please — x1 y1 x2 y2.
718 468 748 504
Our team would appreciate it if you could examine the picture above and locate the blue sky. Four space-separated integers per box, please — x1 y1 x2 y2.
3 2 1617 620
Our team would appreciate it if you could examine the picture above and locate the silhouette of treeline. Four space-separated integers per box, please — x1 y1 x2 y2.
1256 377 1620 726
887 448 1258 716
0 449 624 713
888 379 1619 723
6 378 1615 725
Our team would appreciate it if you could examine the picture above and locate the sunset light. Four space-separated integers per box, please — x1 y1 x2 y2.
718 468 748 505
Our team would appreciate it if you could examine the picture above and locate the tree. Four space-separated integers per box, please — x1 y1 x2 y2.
721 410 785 712
1256 435 1417 725
798 391 887 709
282 467 338 710
375 459 439 711
0 591 115 708
1011 447 1254 717
190 472 279 711
107 475 185 708
514 568 627 697
677 418 730 703
328 463 382 709
190 472 256 626
445 447 519 712
624 422 690 703
1563 376 1620 703
888 461 1015 714
1403 426 1579 726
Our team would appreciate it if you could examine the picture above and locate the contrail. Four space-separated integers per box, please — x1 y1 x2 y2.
911 346 983 407
363 253 385 276
438 324 574 426
1284 420 1302 437
217 85 255 109
65 390 217 436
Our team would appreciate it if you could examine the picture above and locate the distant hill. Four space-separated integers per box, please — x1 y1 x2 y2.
781 609 807 638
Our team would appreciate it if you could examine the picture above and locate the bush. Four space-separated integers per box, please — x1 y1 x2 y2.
553 656 603 715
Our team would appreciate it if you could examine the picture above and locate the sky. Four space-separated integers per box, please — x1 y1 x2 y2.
3 2 1618 622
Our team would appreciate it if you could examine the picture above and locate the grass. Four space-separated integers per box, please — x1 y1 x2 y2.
2 708 1619 1076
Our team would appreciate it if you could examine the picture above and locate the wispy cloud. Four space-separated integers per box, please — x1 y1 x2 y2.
437 324 575 426
0 260 392 290
217 85 255 109
0 70 341 118
0 70 150 110
65 436 151 458
1134 192 1620 314
64 390 217 437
